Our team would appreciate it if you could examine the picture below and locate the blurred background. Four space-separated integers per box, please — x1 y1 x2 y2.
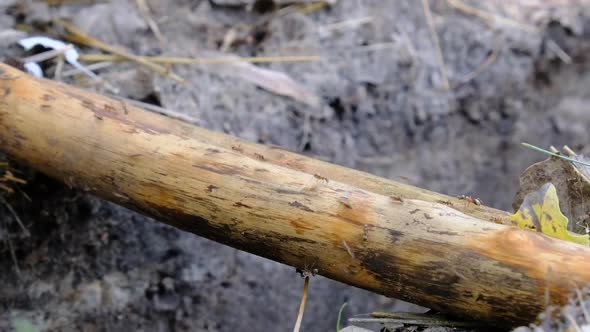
0 0 589 331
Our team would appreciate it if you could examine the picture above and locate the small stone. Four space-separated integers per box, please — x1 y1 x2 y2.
76 281 103 310
161 277 175 291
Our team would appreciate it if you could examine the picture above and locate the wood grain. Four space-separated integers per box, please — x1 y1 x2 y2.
1 63 589 326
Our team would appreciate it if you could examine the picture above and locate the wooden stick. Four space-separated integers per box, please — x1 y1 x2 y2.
1 63 590 326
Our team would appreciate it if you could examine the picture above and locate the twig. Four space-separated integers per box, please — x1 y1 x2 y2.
565 313 583 332
3 225 21 278
0 196 30 237
563 145 577 157
54 18 184 83
61 61 114 77
547 39 572 64
1 170 27 184
447 0 571 69
54 54 65 80
136 0 165 47
293 276 310 332
318 16 372 37
522 143 590 167
0 183 13 193
421 0 449 91
19 44 74 63
447 0 538 32
456 36 501 84
336 302 347 331
79 53 321 64
274 1 328 18
296 1 329 15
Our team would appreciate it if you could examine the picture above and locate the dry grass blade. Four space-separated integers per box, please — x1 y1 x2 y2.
292 276 310 332
0 169 26 193
456 36 501 84
136 0 165 47
54 18 184 83
421 0 450 91
547 39 572 64
296 1 329 15
0 196 29 237
1 170 27 185
3 224 21 277
274 1 329 17
198 53 320 107
447 0 537 32
61 61 114 77
0 183 13 193
563 145 577 157
318 16 373 37
78 53 321 64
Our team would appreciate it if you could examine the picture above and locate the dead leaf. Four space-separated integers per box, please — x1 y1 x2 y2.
511 183 589 245
203 52 320 108
513 155 590 234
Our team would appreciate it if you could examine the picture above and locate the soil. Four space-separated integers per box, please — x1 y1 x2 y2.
0 0 589 331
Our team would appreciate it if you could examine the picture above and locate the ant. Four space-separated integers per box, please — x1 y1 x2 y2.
491 216 503 224
458 195 482 207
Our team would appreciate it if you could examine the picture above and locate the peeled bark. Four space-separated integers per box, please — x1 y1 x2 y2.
1 63 589 326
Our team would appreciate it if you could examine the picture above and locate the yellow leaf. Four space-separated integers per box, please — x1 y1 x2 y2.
510 183 589 245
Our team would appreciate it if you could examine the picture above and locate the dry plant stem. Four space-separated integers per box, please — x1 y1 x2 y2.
54 55 65 80
19 44 74 64
61 61 114 77
136 0 165 47
456 36 500 84
0 196 29 237
79 54 321 64
563 145 577 157
446 0 537 32
2 63 590 326
421 0 450 91
54 19 184 83
565 313 583 332
292 276 309 332
1 213 21 277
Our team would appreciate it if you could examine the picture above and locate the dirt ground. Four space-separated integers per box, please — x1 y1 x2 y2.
0 0 590 331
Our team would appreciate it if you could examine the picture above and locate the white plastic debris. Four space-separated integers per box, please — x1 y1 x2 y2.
23 62 43 78
19 36 96 79
17 36 118 93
